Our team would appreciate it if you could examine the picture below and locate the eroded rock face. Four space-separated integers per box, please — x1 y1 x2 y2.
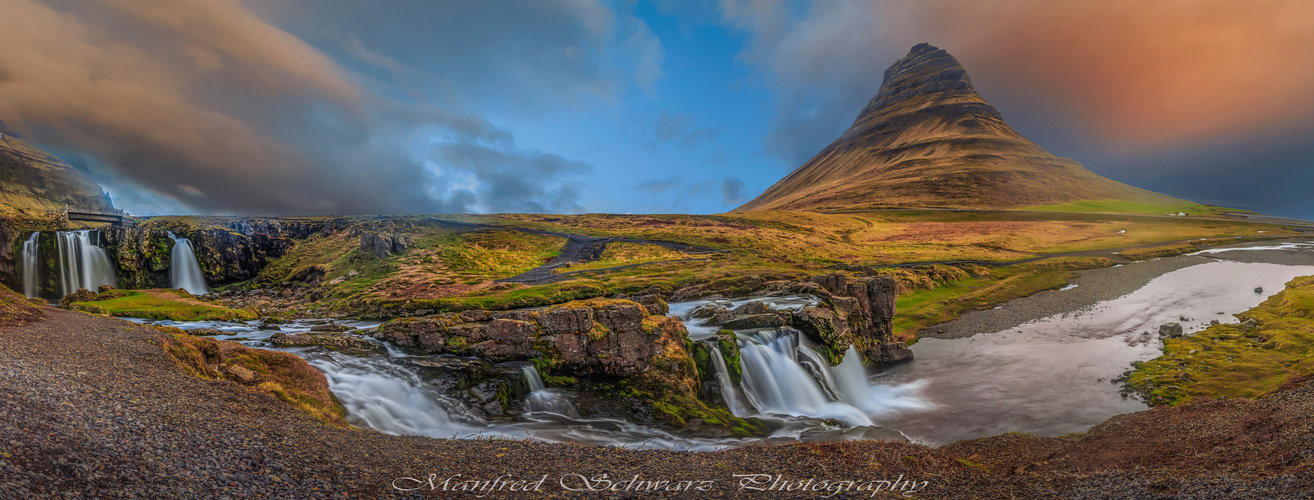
359 232 411 259
376 298 687 379
782 273 903 363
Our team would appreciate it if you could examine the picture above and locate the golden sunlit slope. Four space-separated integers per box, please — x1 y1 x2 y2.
0 126 114 216
736 43 1183 213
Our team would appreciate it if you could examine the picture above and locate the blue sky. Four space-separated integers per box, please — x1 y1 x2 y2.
3 0 1313 218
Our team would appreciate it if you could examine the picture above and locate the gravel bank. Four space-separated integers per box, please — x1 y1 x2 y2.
4 308 1313 498
923 240 1314 339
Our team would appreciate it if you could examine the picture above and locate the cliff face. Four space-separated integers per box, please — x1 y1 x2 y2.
736 43 1181 212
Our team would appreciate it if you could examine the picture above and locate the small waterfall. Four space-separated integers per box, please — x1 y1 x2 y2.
707 344 751 416
21 233 39 298
55 230 117 296
522 366 579 418
167 232 209 295
736 330 873 426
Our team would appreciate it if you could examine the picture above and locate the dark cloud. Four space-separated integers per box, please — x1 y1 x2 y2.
720 177 747 205
0 0 660 215
431 143 591 213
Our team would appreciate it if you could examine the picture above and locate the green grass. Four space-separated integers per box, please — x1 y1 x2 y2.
70 289 257 321
1127 275 1314 406
888 257 1112 340
1025 199 1246 216
554 242 691 273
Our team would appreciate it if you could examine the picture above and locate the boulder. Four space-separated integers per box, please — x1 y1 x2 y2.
722 313 786 330
268 331 379 352
1255 287 1264 294
688 303 726 319
879 342 914 364
223 364 257 383
1158 322 1185 338
97 285 115 293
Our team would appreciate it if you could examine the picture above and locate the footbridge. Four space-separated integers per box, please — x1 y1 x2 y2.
56 205 129 226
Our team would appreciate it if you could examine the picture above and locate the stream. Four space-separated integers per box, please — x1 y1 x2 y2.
125 242 1314 449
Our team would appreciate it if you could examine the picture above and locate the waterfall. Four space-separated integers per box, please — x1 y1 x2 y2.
55 230 117 297
21 233 39 298
736 329 874 426
308 355 476 439
167 232 209 295
522 366 579 418
707 344 751 416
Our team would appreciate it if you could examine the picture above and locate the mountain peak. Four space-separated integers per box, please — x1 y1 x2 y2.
735 44 1181 212
843 43 996 142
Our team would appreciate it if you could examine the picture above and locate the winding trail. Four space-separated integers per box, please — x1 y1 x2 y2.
496 231 723 285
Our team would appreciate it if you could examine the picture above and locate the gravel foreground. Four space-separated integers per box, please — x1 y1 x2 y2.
4 309 1314 499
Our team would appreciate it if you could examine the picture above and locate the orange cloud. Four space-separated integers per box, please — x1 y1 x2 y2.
913 0 1314 145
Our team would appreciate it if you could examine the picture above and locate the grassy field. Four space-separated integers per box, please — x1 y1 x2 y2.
1024 199 1245 217
887 257 1113 341
554 242 694 273
69 289 257 321
1128 275 1314 406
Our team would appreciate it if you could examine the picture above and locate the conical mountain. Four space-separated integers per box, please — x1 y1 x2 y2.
0 121 115 217
736 43 1181 212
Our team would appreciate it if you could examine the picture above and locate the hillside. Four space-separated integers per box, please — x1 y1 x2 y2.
736 43 1183 213
0 121 114 217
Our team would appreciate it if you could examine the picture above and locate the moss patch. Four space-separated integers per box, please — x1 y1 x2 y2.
0 284 46 327
1128 275 1314 406
159 330 347 426
70 289 257 321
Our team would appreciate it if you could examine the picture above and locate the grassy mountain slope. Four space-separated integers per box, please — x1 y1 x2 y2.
736 43 1184 213
0 128 114 217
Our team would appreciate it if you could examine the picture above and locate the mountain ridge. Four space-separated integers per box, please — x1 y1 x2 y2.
736 43 1183 213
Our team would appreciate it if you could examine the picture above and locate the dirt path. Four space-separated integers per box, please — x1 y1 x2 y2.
498 232 723 285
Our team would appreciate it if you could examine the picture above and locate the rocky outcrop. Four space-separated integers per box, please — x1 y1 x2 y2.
787 273 905 365
360 232 411 258
376 298 685 379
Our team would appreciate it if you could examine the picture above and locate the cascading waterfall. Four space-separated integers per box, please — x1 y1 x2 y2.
167 232 209 295
735 329 874 426
21 232 39 298
55 230 117 296
522 366 579 418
